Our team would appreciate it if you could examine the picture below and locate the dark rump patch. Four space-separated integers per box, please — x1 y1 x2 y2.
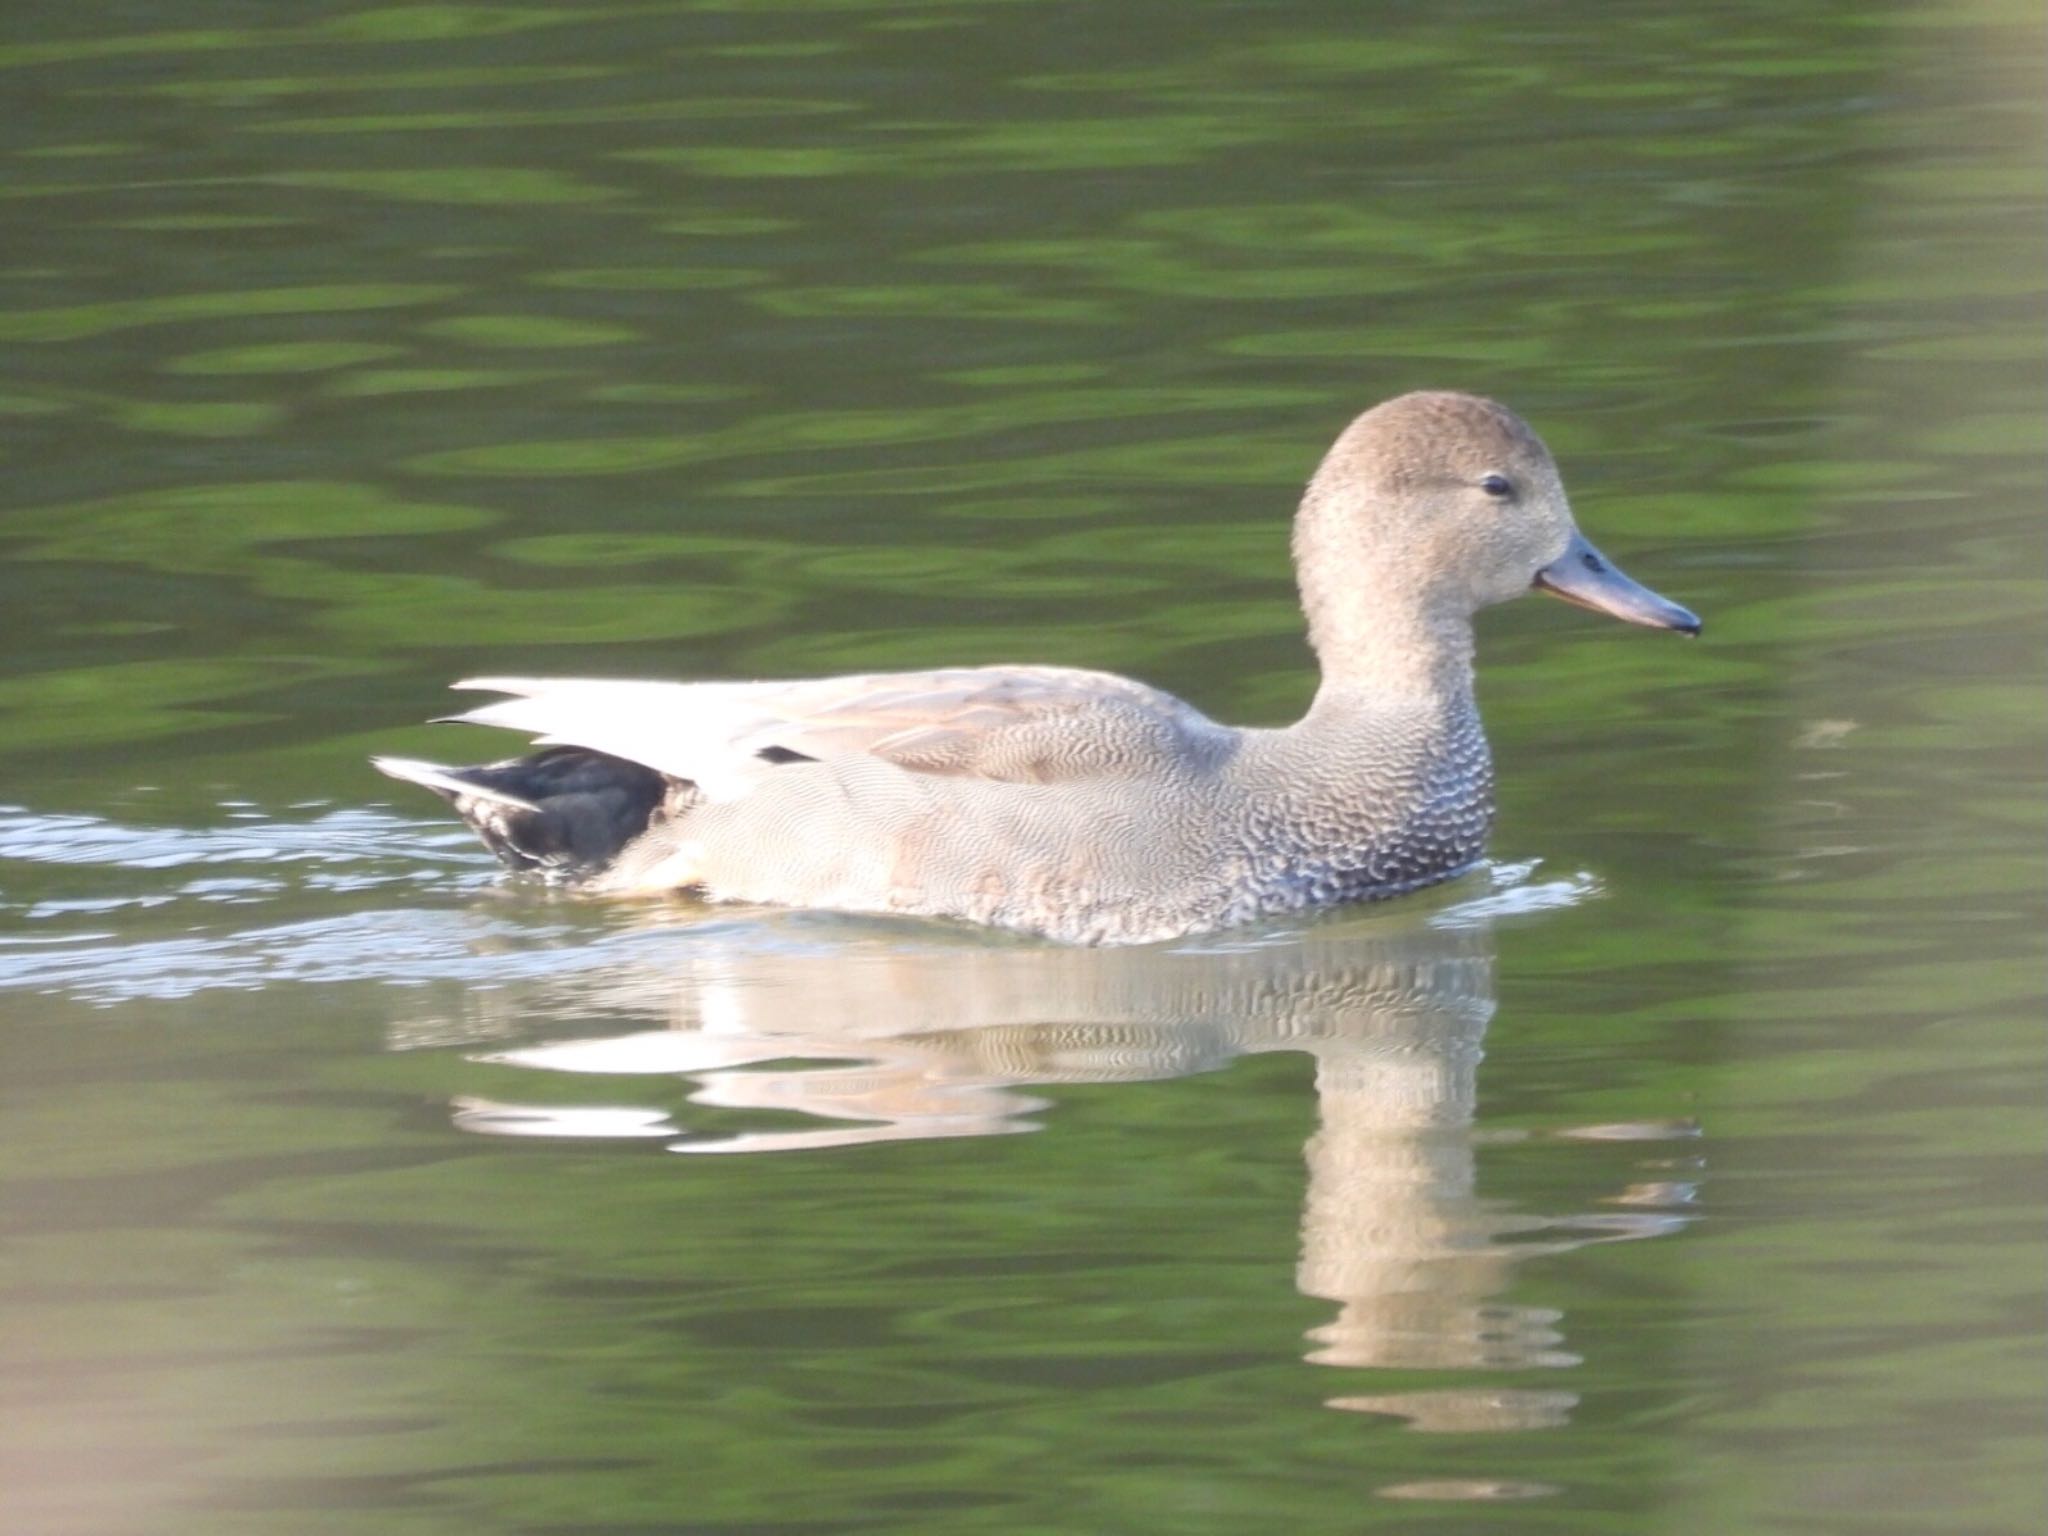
433 746 676 878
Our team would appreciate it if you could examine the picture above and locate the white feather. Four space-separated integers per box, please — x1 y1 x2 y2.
448 678 806 801
370 755 540 811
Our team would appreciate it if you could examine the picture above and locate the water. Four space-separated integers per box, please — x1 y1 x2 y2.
3 1 2043 1532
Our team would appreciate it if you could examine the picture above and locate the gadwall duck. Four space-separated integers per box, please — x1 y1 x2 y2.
375 391 1699 944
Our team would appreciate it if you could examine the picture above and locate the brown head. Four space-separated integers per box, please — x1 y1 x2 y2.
1293 392 1700 665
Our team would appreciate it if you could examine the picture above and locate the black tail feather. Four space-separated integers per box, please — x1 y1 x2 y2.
377 746 680 878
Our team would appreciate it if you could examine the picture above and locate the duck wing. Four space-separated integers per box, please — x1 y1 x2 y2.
446 667 1232 798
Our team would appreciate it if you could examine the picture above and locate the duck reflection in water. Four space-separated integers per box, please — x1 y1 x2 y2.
407 880 1695 1432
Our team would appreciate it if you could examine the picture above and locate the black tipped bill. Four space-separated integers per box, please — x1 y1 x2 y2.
1534 532 1701 636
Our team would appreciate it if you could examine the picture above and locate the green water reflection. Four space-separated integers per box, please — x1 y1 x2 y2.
1 0 2042 1533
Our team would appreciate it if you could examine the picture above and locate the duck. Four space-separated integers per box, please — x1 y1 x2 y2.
374 391 1699 945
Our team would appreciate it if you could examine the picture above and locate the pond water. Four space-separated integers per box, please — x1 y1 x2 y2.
2 1 2042 1533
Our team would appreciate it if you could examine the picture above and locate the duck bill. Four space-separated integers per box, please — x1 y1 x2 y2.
1534 532 1701 635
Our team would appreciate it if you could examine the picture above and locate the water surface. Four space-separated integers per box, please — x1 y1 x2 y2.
2 2 2042 1533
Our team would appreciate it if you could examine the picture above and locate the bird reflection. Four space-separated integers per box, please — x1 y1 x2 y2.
398 881 1694 1431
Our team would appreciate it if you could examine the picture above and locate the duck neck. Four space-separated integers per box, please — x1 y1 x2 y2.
1301 592 1478 726
1287 595 1493 865
1291 488 1482 722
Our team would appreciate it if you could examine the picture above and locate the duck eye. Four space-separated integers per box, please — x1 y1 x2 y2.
1479 473 1515 499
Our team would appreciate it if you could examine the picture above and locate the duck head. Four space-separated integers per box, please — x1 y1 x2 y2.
1296 391 1701 650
